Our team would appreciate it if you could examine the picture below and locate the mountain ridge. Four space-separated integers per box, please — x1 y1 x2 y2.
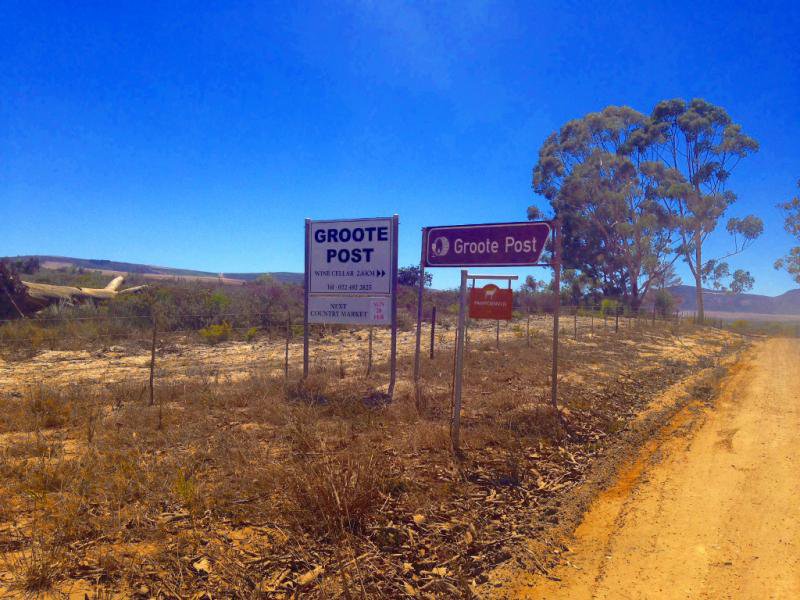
3 255 305 286
5 256 799 314
666 285 800 315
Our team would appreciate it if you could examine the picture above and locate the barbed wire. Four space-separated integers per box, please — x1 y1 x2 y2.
0 307 686 352
0 311 293 324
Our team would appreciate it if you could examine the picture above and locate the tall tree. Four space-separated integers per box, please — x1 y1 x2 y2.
774 179 800 284
398 265 432 288
644 98 763 321
532 106 682 311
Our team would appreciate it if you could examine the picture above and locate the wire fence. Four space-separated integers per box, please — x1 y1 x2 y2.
0 302 696 399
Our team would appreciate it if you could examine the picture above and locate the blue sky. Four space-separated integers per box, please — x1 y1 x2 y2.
2 1 799 294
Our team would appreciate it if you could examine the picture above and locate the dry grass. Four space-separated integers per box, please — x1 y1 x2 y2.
0 319 743 597
285 448 392 538
2 535 68 594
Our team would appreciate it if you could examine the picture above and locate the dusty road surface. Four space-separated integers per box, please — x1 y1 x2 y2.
506 338 800 599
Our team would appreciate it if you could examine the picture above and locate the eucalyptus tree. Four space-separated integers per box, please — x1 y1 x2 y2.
774 180 800 284
642 98 763 321
532 106 682 311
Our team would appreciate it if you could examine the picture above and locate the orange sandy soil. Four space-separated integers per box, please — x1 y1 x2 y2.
490 338 799 599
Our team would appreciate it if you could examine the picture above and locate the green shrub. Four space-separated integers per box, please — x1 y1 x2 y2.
244 326 259 342
198 322 232 345
654 289 676 317
601 298 620 316
174 469 198 509
730 319 749 333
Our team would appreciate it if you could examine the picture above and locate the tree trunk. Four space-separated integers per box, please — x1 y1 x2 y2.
630 280 641 313
695 236 705 324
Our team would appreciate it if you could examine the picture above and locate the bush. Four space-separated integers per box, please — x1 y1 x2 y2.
285 449 389 538
198 322 233 345
28 387 72 429
285 375 328 404
654 289 676 317
396 311 415 331
601 298 620 316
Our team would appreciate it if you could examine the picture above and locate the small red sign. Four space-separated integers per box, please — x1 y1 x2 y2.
469 284 513 320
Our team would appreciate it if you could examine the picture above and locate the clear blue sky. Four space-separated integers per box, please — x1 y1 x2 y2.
2 1 799 294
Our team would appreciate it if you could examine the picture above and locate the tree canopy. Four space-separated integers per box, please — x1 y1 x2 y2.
645 98 762 318
774 180 800 284
532 106 682 309
532 99 763 318
398 265 432 288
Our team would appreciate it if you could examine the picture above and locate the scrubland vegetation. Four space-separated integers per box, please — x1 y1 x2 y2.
0 288 741 597
0 263 780 597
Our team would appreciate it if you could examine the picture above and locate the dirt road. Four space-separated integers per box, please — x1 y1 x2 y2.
508 338 800 599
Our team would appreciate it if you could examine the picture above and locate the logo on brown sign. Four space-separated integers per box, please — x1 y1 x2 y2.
469 284 513 320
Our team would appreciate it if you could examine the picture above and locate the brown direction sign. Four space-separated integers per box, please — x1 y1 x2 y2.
424 221 551 267
469 284 513 320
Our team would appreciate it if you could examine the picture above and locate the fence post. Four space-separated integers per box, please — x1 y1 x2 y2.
526 312 531 348
429 306 436 359
496 320 500 350
149 315 157 407
284 317 291 381
615 310 619 333
367 327 373 376
573 306 578 339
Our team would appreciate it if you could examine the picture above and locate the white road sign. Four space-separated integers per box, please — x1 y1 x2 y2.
307 296 391 325
308 218 393 294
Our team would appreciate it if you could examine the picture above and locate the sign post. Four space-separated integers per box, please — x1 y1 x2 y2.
388 215 399 397
451 269 468 453
303 219 311 378
413 235 426 383
413 221 551 380
551 220 561 410
416 221 553 453
303 216 399 397
424 221 551 267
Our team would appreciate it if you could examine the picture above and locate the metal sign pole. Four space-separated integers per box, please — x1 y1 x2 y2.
413 228 427 383
550 220 561 409
388 214 399 398
465 278 474 353
429 306 436 359
303 218 311 379
451 269 468 455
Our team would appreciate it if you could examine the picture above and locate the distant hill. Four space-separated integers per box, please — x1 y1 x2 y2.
667 285 800 316
3 255 304 286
